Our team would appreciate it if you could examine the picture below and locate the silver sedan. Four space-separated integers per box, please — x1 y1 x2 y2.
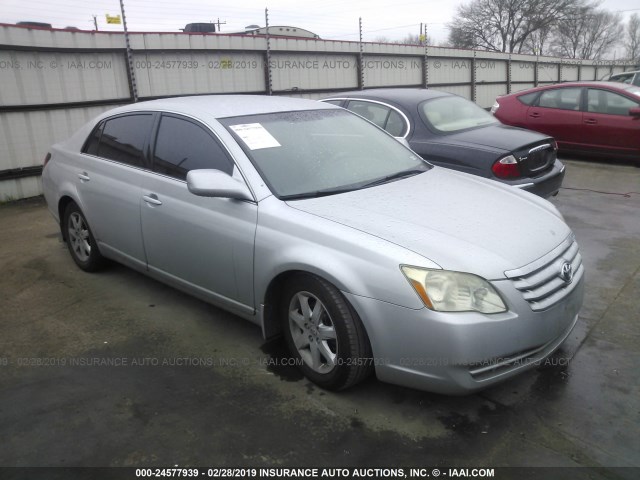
42 95 584 394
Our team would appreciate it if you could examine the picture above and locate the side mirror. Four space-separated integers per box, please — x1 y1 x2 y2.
187 169 253 201
629 107 640 118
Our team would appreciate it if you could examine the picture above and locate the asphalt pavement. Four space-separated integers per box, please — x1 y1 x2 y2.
0 158 638 479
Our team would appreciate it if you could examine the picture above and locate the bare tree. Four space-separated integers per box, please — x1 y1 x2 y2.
523 23 554 55
549 2 621 59
624 13 640 62
373 33 433 45
447 0 580 53
396 33 433 46
373 35 391 43
447 24 476 49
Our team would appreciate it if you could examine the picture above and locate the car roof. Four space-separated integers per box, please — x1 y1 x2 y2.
100 95 337 121
610 70 640 76
512 81 640 94
324 88 451 105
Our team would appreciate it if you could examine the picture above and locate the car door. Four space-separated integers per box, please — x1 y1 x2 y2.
582 88 640 156
77 113 155 270
526 87 584 149
140 113 258 314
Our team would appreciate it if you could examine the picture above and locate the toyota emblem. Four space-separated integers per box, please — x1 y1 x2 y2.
560 261 573 284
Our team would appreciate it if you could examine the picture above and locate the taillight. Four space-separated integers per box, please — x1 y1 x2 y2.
43 152 51 167
492 155 521 179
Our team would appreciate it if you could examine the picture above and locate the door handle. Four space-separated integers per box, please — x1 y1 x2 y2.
143 194 163 206
529 112 540 118
584 118 597 125
78 172 90 182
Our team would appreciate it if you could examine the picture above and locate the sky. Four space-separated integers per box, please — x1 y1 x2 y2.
2 0 639 50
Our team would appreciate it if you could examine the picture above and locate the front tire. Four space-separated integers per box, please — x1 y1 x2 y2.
62 202 106 272
280 273 373 390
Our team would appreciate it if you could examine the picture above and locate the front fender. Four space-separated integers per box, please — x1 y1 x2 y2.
253 197 435 311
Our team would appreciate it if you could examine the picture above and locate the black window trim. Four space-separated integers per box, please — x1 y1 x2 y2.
79 109 256 202
148 111 257 202
149 112 234 180
80 111 157 170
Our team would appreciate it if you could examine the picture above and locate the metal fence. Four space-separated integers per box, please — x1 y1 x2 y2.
0 24 637 200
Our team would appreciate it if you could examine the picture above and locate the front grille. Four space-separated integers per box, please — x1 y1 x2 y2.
519 143 555 175
504 234 584 311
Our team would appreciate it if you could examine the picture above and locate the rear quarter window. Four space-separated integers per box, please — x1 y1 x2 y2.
82 121 104 155
517 92 539 106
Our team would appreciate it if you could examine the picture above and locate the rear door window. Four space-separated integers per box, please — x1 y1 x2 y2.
96 114 154 167
537 88 582 111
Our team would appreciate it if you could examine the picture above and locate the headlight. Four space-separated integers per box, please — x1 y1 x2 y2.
401 266 507 314
490 101 500 114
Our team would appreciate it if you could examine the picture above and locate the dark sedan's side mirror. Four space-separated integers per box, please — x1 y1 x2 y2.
187 169 253 201
629 107 640 117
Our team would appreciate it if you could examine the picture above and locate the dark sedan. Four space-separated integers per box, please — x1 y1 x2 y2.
492 82 640 162
322 88 565 198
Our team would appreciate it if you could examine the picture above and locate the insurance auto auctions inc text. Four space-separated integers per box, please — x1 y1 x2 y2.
256 468 495 478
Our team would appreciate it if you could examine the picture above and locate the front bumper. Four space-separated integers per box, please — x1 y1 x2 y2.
343 271 584 395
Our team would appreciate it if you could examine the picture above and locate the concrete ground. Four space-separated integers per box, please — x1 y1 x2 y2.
0 158 638 477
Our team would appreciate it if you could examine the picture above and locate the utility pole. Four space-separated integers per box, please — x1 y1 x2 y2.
215 18 227 32
92 15 98 31
264 8 272 95
358 17 364 90
119 0 138 102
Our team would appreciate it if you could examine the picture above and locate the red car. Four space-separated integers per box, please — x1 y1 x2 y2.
492 82 640 161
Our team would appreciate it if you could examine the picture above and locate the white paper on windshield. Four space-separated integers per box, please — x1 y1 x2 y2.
229 123 281 150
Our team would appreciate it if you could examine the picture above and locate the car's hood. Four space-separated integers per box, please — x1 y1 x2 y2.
429 124 551 152
287 168 570 280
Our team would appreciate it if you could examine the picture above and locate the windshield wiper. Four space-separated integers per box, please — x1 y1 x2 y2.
361 168 428 188
281 168 428 201
281 186 361 201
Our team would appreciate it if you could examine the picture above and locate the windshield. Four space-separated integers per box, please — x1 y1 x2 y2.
221 109 429 199
420 96 498 133
609 73 632 84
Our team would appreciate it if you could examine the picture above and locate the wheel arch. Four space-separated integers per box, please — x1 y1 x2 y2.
260 267 368 341
58 195 77 241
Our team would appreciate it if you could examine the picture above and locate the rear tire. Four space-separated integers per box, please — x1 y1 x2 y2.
280 273 373 390
62 202 106 272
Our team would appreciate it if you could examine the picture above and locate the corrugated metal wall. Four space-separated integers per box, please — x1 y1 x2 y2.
0 24 636 200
